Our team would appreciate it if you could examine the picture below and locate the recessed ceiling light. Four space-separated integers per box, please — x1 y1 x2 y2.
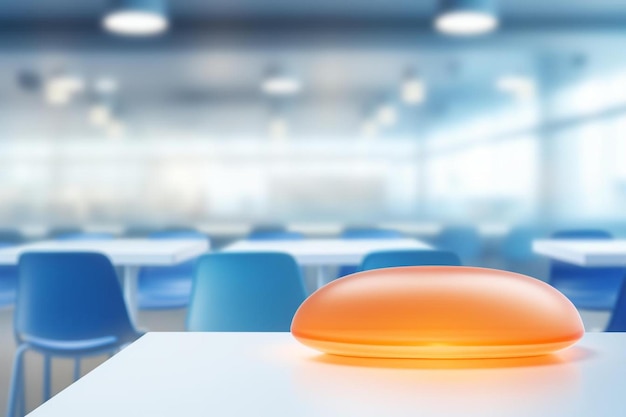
435 0 498 36
103 0 168 36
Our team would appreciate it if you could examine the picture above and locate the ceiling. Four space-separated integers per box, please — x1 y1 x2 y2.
0 0 625 141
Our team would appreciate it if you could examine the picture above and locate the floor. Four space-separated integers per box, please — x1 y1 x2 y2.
0 305 611 416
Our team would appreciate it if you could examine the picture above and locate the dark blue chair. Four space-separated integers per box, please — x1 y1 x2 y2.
8 252 142 417
138 230 209 310
434 226 482 265
360 249 462 272
606 281 626 331
549 230 625 311
186 252 306 331
337 227 404 277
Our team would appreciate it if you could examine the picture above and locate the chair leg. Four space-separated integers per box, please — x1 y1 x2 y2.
43 355 51 402
7 344 29 417
73 358 81 382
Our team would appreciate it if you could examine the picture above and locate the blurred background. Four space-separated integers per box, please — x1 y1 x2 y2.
2 0 626 411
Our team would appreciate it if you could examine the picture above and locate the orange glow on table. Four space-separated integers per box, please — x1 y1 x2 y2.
291 266 584 359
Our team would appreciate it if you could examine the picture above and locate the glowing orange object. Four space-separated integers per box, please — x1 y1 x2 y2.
291 266 584 359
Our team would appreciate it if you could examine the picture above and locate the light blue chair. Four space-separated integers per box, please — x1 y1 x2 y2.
500 225 546 278
434 226 482 265
360 249 462 272
8 252 142 417
337 227 404 277
549 230 625 311
138 230 209 310
187 252 306 331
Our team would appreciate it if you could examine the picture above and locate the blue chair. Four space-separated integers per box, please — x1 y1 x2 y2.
138 230 209 310
247 229 304 241
0 242 19 309
434 226 482 265
500 226 546 278
187 252 306 331
53 232 115 240
606 281 626 332
8 252 142 417
337 228 404 277
360 249 462 272
549 230 625 311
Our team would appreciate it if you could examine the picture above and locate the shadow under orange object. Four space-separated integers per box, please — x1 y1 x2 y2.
291 266 584 359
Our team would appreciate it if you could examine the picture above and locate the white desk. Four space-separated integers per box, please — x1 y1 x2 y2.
28 332 626 417
533 239 626 267
0 239 209 323
222 238 432 288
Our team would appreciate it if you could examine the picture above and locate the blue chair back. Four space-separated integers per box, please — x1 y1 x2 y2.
606 281 626 331
501 226 543 262
360 249 461 272
54 232 115 240
341 227 403 239
434 226 482 265
16 252 136 343
549 229 625 310
247 230 304 240
0 241 19 308
138 230 208 309
187 252 306 332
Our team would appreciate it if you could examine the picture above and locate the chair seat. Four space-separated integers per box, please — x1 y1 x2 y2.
20 334 121 356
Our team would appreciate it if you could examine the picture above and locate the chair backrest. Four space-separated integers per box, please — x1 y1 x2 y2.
434 226 481 263
606 281 626 331
16 252 136 342
549 229 624 310
360 249 462 272
54 232 115 241
341 227 403 239
149 230 208 240
187 252 306 332
247 230 304 241
501 226 544 262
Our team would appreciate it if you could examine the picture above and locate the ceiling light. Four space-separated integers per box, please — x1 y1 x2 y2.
103 0 168 36
497 75 536 100
377 104 397 127
435 0 498 36
402 74 426 105
261 68 301 96
44 73 85 106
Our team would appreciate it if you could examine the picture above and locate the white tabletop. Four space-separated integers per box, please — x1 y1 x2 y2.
0 239 210 266
533 239 626 266
28 332 626 417
222 238 431 265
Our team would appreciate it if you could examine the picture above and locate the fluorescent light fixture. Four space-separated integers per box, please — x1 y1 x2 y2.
435 0 498 36
402 76 426 105
261 67 301 96
103 0 168 36
377 104 397 127
497 75 536 100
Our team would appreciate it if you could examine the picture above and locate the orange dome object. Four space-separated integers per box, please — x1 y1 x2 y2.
291 266 584 359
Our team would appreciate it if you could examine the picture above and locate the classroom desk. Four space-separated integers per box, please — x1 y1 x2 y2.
27 332 626 417
533 239 626 266
222 238 432 288
0 239 209 323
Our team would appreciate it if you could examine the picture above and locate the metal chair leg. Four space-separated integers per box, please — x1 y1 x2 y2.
73 358 81 382
7 344 29 417
43 355 51 402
